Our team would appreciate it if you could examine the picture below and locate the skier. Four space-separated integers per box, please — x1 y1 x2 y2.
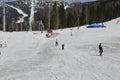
55 39 58 46
4 42 7 47
99 43 103 56
71 31 72 36
62 44 65 50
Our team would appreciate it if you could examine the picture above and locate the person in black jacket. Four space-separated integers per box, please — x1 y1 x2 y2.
99 43 103 56
55 39 58 46
62 44 65 50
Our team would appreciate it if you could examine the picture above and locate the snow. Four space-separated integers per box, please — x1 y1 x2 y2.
0 18 120 80
7 4 28 23
64 5 70 10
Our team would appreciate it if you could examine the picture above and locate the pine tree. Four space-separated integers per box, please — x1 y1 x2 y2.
50 1 59 29
59 2 67 28
42 6 49 30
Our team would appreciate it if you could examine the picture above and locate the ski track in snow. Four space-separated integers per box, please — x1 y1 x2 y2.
7 4 28 23
1 18 120 80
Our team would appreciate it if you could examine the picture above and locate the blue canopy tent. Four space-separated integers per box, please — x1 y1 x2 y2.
87 23 105 28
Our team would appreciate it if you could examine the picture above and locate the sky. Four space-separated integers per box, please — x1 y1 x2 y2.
0 0 96 3
66 0 96 2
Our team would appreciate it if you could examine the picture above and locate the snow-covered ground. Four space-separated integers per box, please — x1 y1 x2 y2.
0 18 120 80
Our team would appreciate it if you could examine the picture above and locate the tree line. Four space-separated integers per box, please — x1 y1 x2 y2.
0 0 120 31
42 0 120 30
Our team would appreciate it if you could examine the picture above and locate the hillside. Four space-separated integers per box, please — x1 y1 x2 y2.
0 17 120 80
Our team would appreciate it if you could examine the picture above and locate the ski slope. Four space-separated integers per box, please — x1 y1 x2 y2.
0 18 120 80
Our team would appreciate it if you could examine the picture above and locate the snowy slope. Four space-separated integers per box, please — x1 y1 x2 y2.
7 4 28 23
0 18 120 80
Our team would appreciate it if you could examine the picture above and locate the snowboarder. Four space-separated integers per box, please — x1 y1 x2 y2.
99 43 103 56
70 29 72 36
55 39 58 46
62 44 65 50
